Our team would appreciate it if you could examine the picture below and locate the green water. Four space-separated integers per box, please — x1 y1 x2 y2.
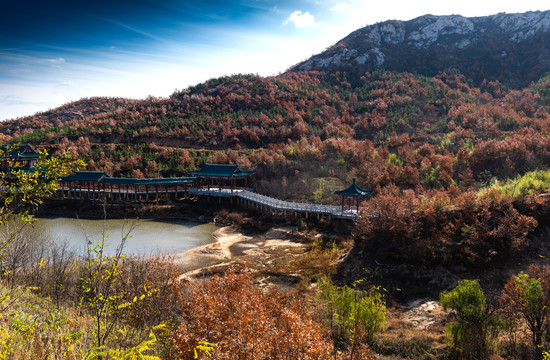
32 217 218 256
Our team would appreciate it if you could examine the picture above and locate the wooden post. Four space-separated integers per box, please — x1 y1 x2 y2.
341 197 344 212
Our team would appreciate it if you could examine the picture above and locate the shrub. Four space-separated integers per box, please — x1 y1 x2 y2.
171 269 333 359
318 277 386 352
440 279 499 359
501 265 550 351
482 169 550 199
118 256 181 329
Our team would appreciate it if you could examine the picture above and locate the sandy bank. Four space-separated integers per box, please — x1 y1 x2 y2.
174 226 306 281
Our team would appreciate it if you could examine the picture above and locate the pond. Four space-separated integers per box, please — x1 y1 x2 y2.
32 217 218 256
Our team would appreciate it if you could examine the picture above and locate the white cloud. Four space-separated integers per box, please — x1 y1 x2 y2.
283 11 318 28
330 3 348 11
39 57 66 65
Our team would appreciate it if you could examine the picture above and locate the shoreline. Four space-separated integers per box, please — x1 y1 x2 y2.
183 226 253 260
175 225 307 281
173 226 253 280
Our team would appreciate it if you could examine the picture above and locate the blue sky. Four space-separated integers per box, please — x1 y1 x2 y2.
1 0 549 120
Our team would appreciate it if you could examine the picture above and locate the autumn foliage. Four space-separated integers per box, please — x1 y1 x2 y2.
501 264 550 349
171 269 334 360
354 186 537 266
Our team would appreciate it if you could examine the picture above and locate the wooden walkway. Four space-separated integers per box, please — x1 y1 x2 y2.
55 186 358 220
236 190 357 220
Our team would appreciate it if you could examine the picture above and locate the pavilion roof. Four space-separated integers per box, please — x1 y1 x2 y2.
334 178 373 198
61 171 109 183
190 164 255 177
101 177 196 186
0 144 39 158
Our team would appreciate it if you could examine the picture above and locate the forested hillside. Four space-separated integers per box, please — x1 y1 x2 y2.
3 70 550 195
3 69 550 269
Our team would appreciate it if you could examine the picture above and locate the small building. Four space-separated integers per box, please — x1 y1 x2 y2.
190 164 255 192
0 144 40 168
334 178 373 212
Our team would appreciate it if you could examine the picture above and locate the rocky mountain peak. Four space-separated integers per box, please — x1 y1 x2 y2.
290 10 550 87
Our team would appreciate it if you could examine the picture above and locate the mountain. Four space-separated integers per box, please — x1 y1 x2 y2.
3 11 550 198
290 10 550 87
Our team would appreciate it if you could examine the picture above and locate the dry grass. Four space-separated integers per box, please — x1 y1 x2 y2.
268 238 343 283
369 305 448 359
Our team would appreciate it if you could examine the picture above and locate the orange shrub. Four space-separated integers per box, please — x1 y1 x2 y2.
171 269 333 360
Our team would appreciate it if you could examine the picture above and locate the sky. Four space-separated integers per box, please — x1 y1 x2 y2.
1 0 549 120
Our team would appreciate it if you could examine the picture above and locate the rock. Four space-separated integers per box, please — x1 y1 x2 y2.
401 299 445 330
290 10 550 86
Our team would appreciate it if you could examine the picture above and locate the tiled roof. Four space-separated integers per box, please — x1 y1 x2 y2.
191 163 255 177
334 178 373 197
61 171 108 183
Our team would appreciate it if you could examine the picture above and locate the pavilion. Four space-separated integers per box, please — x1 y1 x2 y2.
0 144 40 168
334 178 373 212
190 164 255 192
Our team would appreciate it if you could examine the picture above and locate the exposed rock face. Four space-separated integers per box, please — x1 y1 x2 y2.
290 10 550 87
